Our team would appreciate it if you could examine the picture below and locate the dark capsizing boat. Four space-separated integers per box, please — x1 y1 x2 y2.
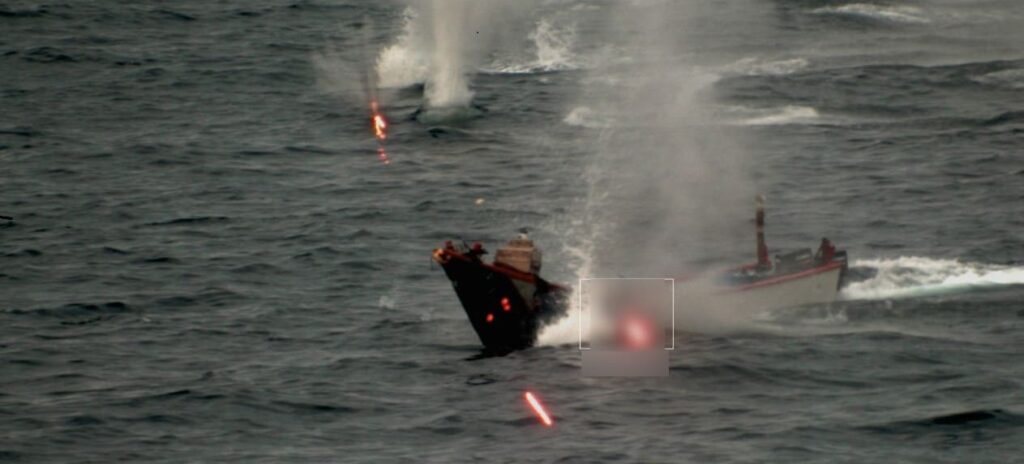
432 234 569 353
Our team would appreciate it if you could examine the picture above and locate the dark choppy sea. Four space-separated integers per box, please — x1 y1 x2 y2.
2 1 1023 462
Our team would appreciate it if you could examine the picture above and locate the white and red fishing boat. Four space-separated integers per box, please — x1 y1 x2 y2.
680 247 847 315
687 195 848 312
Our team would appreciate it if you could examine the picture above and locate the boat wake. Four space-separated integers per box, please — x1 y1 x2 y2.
841 256 1024 300
537 255 1024 346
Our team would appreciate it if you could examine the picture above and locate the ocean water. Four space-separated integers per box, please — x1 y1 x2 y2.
2 1 1023 462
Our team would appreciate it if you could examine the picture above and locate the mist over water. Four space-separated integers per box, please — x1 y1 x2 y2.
541 2 760 344
372 0 538 109
314 1 535 112
483 17 579 74
376 8 429 89
574 3 754 275
424 0 475 108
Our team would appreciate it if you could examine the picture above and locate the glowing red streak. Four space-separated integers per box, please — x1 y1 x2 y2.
524 391 553 427
377 147 390 165
486 313 494 323
500 297 511 312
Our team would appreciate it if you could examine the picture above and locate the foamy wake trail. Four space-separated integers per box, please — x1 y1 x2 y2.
841 257 1024 300
812 4 930 24
538 256 1024 345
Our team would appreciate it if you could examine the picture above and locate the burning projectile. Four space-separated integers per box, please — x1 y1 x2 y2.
524 391 554 427
369 100 390 165
371 100 388 140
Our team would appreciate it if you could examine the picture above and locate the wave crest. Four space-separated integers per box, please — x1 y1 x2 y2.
813 4 930 24
972 68 1024 89
722 57 808 77
738 106 820 126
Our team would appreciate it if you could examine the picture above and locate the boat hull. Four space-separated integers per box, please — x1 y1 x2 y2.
434 248 568 353
717 262 844 312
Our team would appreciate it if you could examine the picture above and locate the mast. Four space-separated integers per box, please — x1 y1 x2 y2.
756 194 769 268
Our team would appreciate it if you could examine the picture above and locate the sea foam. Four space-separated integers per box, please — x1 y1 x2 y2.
841 257 1024 300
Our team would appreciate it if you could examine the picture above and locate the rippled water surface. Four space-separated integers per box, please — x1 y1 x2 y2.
2 1 1023 462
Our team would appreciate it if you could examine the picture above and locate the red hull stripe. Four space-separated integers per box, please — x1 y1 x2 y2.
730 261 844 292
440 250 569 291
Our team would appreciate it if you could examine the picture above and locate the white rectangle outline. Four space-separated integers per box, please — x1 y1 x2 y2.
578 278 675 351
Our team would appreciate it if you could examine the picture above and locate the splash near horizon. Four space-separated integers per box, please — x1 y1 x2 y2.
375 1 532 110
423 0 474 108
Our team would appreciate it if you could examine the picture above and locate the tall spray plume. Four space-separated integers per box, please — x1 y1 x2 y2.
541 2 759 344
376 0 534 109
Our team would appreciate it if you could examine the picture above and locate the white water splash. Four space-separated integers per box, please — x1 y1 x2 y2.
812 4 930 24
536 289 583 346
841 257 1024 300
376 8 430 89
563 106 611 129
541 2 758 342
536 155 605 347
531 18 577 72
378 294 396 310
375 1 527 108
483 17 578 74
423 0 475 108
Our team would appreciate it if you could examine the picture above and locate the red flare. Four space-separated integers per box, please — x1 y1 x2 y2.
371 101 388 140
377 147 390 165
524 391 553 427
617 313 655 350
